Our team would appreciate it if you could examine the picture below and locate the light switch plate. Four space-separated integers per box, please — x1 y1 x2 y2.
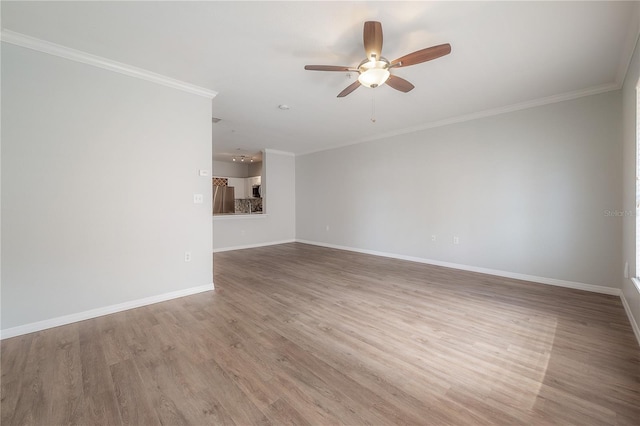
199 169 210 176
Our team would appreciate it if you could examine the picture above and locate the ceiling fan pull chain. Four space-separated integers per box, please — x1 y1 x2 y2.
371 90 376 123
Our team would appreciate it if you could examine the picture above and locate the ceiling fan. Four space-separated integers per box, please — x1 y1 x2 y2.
305 21 451 98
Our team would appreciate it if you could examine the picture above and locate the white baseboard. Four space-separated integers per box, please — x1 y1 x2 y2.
213 239 296 253
295 239 621 296
0 283 214 340
620 289 640 346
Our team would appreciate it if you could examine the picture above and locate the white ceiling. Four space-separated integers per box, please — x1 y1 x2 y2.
3 1 639 161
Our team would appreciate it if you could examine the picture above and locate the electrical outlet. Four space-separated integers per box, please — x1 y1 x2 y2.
431 235 437 242
193 194 203 204
326 225 330 231
184 251 192 262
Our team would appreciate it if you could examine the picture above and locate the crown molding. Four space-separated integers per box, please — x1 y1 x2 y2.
264 148 295 157
617 2 640 88
354 83 620 145
1 30 217 99
298 82 620 157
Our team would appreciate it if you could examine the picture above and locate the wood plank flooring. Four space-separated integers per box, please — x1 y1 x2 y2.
2 242 639 425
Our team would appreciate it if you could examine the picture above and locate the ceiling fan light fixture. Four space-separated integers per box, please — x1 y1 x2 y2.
304 21 451 97
358 68 390 88
357 59 390 88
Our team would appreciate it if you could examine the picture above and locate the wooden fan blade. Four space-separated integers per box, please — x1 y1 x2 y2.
305 65 355 72
386 75 415 93
363 21 383 59
337 81 361 98
392 43 451 68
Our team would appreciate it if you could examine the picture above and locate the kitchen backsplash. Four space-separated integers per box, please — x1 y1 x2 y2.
235 198 263 214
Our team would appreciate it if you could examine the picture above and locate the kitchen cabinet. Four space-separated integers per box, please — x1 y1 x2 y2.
227 177 246 199
220 176 261 199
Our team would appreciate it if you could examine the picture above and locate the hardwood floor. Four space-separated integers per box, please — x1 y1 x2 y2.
2 242 639 425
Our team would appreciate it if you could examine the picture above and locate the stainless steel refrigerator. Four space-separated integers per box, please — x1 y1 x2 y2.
213 186 235 214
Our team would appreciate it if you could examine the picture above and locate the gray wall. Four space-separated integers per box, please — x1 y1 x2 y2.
213 150 295 250
622 35 640 334
296 91 622 289
1 43 213 331
213 160 249 178
248 161 262 177
212 160 262 178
